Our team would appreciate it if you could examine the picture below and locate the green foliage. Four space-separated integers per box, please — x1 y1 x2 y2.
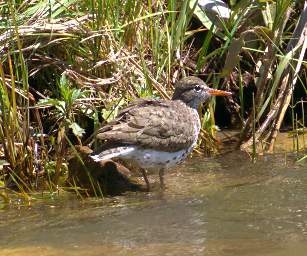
38 74 86 138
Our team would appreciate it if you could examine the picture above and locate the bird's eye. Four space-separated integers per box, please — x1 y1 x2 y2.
194 85 202 91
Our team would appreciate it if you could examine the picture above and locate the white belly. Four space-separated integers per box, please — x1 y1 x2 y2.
123 146 193 170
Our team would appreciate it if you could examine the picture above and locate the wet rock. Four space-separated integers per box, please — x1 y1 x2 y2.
67 146 142 196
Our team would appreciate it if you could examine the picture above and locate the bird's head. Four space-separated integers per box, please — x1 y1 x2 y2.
172 76 231 108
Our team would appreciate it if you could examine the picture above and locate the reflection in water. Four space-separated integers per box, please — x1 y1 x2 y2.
0 151 307 256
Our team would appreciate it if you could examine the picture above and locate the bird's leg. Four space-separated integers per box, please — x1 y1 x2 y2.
159 168 165 190
140 168 150 192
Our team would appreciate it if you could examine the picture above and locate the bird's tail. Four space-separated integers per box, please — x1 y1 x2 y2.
90 146 135 162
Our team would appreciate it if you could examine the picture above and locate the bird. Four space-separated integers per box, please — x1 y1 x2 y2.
90 76 231 191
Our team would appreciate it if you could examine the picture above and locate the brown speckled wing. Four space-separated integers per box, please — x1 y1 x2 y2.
96 99 198 152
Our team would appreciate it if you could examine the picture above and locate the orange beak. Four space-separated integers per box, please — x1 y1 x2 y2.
207 88 232 97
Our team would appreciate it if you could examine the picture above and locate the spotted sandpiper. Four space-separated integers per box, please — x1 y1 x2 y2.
91 76 231 190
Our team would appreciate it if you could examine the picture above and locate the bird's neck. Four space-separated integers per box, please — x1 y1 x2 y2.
174 99 199 110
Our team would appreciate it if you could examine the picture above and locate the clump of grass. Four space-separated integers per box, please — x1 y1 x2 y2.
237 1 307 152
0 0 206 197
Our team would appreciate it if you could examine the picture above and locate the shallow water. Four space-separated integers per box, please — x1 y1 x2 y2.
1 151 307 256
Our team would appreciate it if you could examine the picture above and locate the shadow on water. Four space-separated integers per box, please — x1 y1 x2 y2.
0 151 307 256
